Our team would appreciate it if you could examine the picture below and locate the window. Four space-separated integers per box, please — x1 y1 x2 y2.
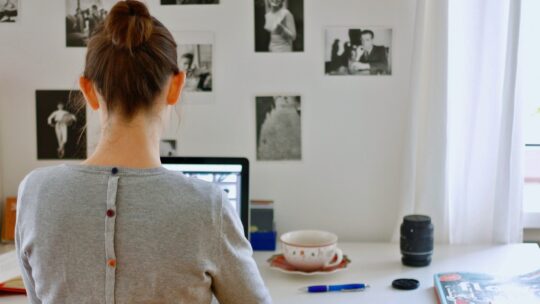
520 0 540 228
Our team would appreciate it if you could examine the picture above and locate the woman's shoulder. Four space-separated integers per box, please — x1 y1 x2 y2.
17 165 69 199
20 164 65 183
163 170 224 206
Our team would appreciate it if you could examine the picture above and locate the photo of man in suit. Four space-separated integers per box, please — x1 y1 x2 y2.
325 27 392 76
359 30 389 75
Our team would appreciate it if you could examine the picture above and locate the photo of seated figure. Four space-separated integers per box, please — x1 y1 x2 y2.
325 26 392 75
0 0 18 23
178 45 213 92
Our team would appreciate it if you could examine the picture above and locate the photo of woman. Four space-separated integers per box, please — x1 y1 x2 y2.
254 0 304 52
264 0 296 52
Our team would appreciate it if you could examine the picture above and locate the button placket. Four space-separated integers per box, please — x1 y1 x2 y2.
105 174 119 304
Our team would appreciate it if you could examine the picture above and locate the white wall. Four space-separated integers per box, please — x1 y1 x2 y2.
0 0 416 241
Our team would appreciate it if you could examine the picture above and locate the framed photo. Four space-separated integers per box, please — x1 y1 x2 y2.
325 26 393 75
256 95 301 160
65 0 116 47
161 0 219 4
160 139 178 156
173 31 214 104
254 0 304 52
0 0 18 23
36 90 87 160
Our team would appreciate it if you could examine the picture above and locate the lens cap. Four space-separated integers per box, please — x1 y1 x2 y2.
392 278 420 290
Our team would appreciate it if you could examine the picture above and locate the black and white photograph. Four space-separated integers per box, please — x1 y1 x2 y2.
0 0 18 23
254 0 304 52
174 31 214 103
179 44 212 92
36 90 87 160
325 27 392 75
160 139 178 156
256 95 301 161
66 0 115 47
160 0 218 4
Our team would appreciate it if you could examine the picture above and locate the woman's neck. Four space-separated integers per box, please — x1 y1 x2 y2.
83 115 162 169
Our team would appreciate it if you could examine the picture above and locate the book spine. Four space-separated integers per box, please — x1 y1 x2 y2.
1 197 17 242
433 274 447 304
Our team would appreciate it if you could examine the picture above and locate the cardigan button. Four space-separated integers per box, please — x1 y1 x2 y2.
106 209 115 217
111 167 118 174
107 259 116 268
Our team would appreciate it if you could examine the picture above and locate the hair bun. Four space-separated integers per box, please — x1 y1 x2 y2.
105 0 153 50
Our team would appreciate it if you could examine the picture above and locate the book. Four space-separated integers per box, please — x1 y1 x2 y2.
0 250 26 294
1 197 17 242
434 270 540 304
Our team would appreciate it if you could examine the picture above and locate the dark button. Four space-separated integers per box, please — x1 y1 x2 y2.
106 209 115 217
111 167 118 174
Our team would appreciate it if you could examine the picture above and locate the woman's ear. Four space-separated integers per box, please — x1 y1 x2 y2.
166 72 186 106
79 77 100 111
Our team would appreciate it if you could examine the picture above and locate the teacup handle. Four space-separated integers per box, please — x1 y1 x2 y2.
323 248 343 268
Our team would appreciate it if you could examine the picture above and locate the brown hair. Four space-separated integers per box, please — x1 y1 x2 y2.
83 0 179 120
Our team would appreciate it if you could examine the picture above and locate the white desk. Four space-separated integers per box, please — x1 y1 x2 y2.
252 242 540 304
1 242 539 304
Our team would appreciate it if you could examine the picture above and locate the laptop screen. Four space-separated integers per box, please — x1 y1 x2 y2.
160 157 250 238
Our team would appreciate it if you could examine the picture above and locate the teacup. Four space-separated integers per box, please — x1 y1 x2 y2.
280 230 343 271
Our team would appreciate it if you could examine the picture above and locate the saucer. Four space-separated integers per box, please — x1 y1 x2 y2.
267 254 351 275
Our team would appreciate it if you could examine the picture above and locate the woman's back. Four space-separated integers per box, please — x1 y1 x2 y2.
16 164 270 303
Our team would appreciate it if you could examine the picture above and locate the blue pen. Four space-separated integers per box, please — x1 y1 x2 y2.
300 283 370 293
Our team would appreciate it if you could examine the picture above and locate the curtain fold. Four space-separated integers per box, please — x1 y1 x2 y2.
392 0 449 243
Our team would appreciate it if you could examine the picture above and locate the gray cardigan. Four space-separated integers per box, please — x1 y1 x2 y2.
15 164 272 303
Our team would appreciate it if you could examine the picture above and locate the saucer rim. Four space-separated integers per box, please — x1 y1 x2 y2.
267 254 350 275
268 264 348 275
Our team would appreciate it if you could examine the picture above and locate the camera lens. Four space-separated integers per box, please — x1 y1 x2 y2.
400 215 433 267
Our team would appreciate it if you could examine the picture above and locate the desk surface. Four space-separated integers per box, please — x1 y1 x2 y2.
253 242 540 304
1 242 539 304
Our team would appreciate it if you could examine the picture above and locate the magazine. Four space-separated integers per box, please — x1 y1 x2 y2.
434 270 540 304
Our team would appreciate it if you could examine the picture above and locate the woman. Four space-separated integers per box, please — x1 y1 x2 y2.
15 1 271 303
47 102 77 158
264 0 296 52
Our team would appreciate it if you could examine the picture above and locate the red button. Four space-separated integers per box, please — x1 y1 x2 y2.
107 259 116 268
106 209 115 217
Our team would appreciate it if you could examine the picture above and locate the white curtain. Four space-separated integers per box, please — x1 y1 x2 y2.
393 0 449 243
395 0 523 244
447 0 523 244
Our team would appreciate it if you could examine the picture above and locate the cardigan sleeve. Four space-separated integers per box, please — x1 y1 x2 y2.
15 173 42 303
210 191 272 304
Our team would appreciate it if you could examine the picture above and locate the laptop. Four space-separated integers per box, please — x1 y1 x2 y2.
160 157 250 239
